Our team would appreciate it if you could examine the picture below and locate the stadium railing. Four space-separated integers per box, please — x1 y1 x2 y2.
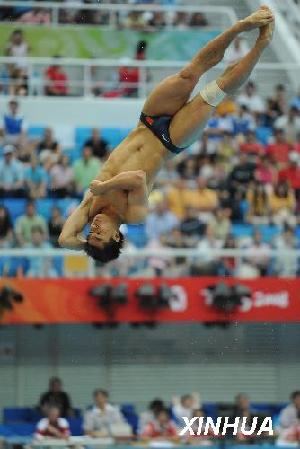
0 1 237 29
1 56 300 98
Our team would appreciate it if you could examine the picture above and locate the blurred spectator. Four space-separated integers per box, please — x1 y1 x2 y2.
146 201 179 241
122 11 147 30
0 144 25 198
208 208 231 241
38 128 59 153
291 89 300 112
15 201 48 246
190 177 218 221
220 234 237 276
266 129 292 166
4 29 29 95
233 105 255 136
38 128 61 169
26 226 58 278
191 225 221 276
225 37 248 64
177 156 199 181
278 391 300 430
228 153 256 196
185 408 214 444
84 389 127 437
141 408 178 441
274 227 299 277
172 393 199 422
255 155 278 186
246 181 270 224
139 399 166 435
275 106 300 143
84 129 109 160
24 157 47 199
229 393 257 442
156 159 179 187
73 145 101 193
189 13 208 28
279 152 300 199
0 206 13 247
180 207 205 240
49 207 65 248
237 81 265 114
39 377 73 418
34 405 70 440
268 180 296 226
172 12 189 30
243 230 271 276
147 12 167 29
1 99 27 146
19 8 51 24
239 130 264 156
49 155 75 198
271 83 287 117
45 61 69 96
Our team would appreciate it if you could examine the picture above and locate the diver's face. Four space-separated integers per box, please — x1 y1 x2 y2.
89 214 119 248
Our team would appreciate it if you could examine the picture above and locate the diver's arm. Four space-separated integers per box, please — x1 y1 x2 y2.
89 170 146 195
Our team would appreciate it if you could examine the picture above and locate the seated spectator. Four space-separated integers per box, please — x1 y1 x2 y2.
38 128 59 153
49 155 74 198
246 181 270 223
45 61 69 96
220 235 238 276
34 405 70 440
48 207 65 247
185 408 214 444
15 200 48 246
278 392 300 431
122 11 147 30
24 157 47 199
228 153 256 197
233 105 255 136
191 177 218 221
39 377 73 418
208 208 231 241
255 155 278 186
0 206 13 247
237 81 265 114
172 393 199 423
189 12 208 27
84 389 127 437
177 156 199 181
275 106 300 143
240 130 264 156
243 230 271 276
147 12 167 30
139 399 166 435
268 181 296 226
180 207 206 241
172 12 189 30
83 128 109 160
38 128 61 170
279 152 300 199
271 83 287 116
4 30 29 95
204 111 234 155
274 227 299 277
73 145 101 194
1 99 27 146
0 144 25 198
266 129 293 165
229 393 257 442
191 225 221 276
146 201 179 242
141 408 178 441
156 159 179 187
26 226 58 278
225 37 248 64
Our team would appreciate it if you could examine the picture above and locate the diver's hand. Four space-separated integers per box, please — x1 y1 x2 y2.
89 180 107 195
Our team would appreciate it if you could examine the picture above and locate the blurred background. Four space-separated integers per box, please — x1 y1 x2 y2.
0 1 300 449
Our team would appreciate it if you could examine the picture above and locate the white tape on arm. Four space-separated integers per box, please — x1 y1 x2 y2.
200 80 227 107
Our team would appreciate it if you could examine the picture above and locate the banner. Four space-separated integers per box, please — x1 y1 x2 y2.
1 278 300 324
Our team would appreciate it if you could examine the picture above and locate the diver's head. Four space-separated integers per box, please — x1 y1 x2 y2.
85 213 124 263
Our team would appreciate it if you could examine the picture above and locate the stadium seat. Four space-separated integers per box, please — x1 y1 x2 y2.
101 128 122 148
4 408 33 423
75 127 92 148
121 405 139 435
3 199 26 223
68 418 83 436
27 126 46 140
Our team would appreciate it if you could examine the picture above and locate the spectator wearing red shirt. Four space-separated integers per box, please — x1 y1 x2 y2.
45 60 69 96
255 155 278 186
266 129 292 165
141 409 178 442
279 152 300 199
240 130 264 156
35 405 70 440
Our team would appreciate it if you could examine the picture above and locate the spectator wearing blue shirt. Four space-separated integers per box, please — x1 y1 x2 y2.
233 105 255 136
146 200 179 242
290 89 300 112
26 226 58 278
0 144 25 197
24 157 47 199
1 99 27 145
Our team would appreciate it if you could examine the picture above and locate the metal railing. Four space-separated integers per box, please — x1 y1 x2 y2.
1 56 299 98
0 1 237 29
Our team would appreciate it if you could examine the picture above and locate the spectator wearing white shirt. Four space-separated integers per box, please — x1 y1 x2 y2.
274 106 300 143
237 81 265 114
84 389 127 437
225 37 249 64
172 393 200 423
0 144 25 197
146 201 179 242
278 391 300 431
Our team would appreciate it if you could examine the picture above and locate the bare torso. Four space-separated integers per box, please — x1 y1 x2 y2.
89 123 169 221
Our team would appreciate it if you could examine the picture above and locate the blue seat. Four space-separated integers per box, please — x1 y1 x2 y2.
232 223 254 239
2 199 26 223
202 403 218 420
7 423 36 436
36 199 55 221
27 126 45 140
4 408 32 423
258 224 280 242
256 126 273 145
75 127 92 148
68 418 83 436
101 128 122 148
121 405 139 435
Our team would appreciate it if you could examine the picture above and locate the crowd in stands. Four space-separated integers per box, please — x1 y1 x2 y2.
1 79 300 277
2 376 300 445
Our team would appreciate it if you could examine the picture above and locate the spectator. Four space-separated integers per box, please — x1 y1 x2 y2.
0 144 25 198
26 226 58 278
139 399 166 435
237 81 265 114
83 129 109 160
233 105 255 136
208 208 231 241
268 181 296 226
15 200 48 246
38 128 59 153
38 128 61 170
34 405 70 440
45 61 69 96
271 83 287 117
172 393 199 422
239 130 264 156
147 12 167 29
246 181 270 223
122 11 147 30
191 225 221 276
84 389 127 437
156 159 179 187
220 234 237 276
278 391 300 430
1 99 27 146
141 408 178 441
189 177 218 221
243 230 271 276
172 12 189 30
275 106 300 143
255 155 278 187
228 153 256 196
24 156 47 199
279 152 300 199
189 12 208 28
229 393 257 442
0 206 13 247
274 227 299 277
49 155 74 198
5 29 29 95
73 145 100 194
266 129 293 165
39 377 73 418
48 207 65 247
146 200 178 241
225 37 248 64
290 89 300 112
180 207 205 241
